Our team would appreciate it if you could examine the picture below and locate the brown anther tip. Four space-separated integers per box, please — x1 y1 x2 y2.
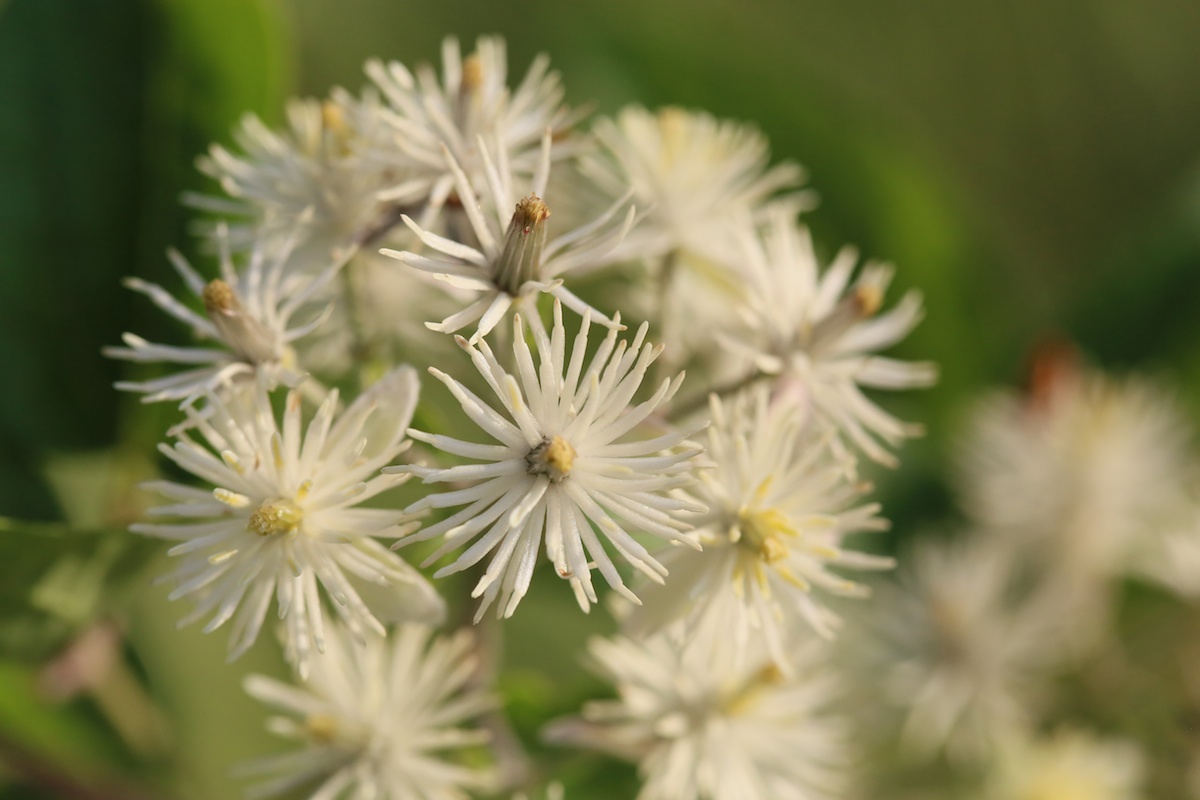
853 283 884 317
462 53 484 92
202 279 236 314
513 194 551 231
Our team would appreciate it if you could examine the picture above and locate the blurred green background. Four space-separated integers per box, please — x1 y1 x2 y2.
2 0 1200 797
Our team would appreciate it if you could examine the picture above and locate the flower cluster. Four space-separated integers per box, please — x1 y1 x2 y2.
111 34 934 799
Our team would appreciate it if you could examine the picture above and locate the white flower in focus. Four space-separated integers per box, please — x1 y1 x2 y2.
624 386 892 666
854 537 1056 763
105 228 339 405
581 106 808 263
959 357 1194 591
381 132 634 343
545 622 847 800
241 623 495 800
721 206 936 465
983 728 1144 800
189 93 391 259
133 367 444 675
399 302 703 620
365 35 577 222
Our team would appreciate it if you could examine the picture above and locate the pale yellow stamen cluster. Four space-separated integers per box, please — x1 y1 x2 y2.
527 435 576 483
247 497 304 537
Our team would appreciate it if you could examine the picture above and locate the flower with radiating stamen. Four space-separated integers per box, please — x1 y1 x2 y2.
132 367 443 676
381 131 634 343
625 386 892 667
187 92 393 259
395 301 704 620
719 206 936 466
364 35 579 224
851 537 1058 763
240 622 496 800
545 616 848 800
581 105 809 264
105 224 340 406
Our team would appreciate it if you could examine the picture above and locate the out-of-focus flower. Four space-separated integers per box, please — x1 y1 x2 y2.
582 106 807 264
546 618 847 800
365 35 578 225
382 132 634 343
133 368 443 675
958 361 1195 593
719 206 935 465
241 623 495 800
851 537 1058 763
189 92 392 261
398 301 703 620
105 226 340 405
983 728 1144 800
624 386 891 667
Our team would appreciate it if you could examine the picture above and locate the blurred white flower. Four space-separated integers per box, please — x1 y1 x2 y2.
959 358 1195 593
983 727 1144 800
398 301 703 620
381 132 634 343
365 35 578 223
105 226 339 405
133 367 443 675
581 106 808 264
241 622 495 800
188 92 392 260
720 206 936 465
852 537 1057 763
545 619 847 800
624 386 891 667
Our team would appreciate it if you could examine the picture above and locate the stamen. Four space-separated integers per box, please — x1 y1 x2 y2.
247 498 303 537
201 279 279 364
494 195 551 295
526 435 576 483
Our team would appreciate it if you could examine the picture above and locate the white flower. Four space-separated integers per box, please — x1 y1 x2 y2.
850 537 1057 763
365 35 578 222
624 386 891 666
581 106 808 264
381 132 634 343
105 227 339 405
545 620 848 800
398 301 703 620
132 367 443 675
720 206 936 465
240 622 496 800
188 92 392 260
959 360 1195 591
983 728 1145 800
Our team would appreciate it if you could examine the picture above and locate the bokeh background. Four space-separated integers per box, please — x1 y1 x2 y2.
3 0 1200 797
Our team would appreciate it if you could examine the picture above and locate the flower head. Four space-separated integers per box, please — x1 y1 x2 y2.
133 367 443 675
983 728 1144 800
398 301 703 620
365 35 578 222
382 132 634 343
581 106 808 263
241 622 495 800
105 226 340 405
546 620 847 800
721 206 936 465
625 386 891 668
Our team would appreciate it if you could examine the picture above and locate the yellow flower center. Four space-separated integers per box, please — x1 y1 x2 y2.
305 713 340 744
247 498 303 537
735 506 795 563
527 435 576 483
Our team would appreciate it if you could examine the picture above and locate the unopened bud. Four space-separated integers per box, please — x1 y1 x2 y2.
202 279 279 364
494 194 551 296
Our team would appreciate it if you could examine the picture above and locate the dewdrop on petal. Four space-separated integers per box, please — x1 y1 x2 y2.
131 367 443 676
394 300 705 621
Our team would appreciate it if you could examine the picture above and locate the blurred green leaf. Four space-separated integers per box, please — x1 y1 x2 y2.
0 518 157 661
